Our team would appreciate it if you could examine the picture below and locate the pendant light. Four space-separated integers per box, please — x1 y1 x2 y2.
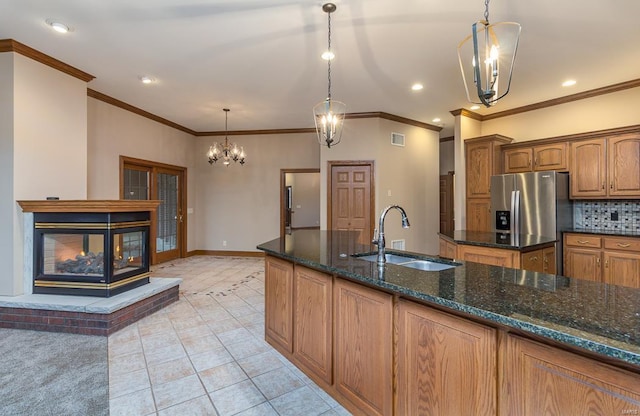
207 108 246 166
457 0 521 107
313 3 346 148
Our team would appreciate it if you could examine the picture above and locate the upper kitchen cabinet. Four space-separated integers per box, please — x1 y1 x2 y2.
570 133 640 199
465 135 513 199
503 142 568 173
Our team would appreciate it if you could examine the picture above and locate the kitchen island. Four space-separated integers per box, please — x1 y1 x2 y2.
258 230 640 416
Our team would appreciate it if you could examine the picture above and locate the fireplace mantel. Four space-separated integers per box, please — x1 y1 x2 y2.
18 200 161 213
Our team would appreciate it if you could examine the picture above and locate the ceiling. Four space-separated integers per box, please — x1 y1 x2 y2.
2 0 640 136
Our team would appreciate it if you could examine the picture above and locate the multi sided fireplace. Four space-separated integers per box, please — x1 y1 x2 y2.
19 200 160 297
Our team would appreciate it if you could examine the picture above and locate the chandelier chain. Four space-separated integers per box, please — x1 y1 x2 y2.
484 0 490 23
327 10 332 100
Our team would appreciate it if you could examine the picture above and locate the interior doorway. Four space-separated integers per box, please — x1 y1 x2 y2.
280 169 321 237
121 156 187 264
328 161 375 245
439 171 455 234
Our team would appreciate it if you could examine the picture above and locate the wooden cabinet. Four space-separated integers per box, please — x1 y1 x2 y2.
397 299 497 416
564 233 640 288
501 334 640 416
465 135 513 231
521 246 556 274
503 142 567 173
264 255 294 352
439 236 457 259
334 278 393 416
570 134 640 199
293 266 332 384
457 244 520 268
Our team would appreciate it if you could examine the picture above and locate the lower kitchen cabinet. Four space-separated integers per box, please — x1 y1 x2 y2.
264 255 294 352
521 246 556 274
293 265 332 384
438 236 457 259
397 299 497 416
457 244 521 268
334 278 393 416
604 251 640 288
501 334 640 415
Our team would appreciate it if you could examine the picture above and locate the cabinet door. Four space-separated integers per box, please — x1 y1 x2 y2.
466 142 494 198
504 148 532 173
570 139 607 198
564 247 602 282
542 246 556 274
264 256 294 353
466 198 492 232
294 266 332 383
521 248 544 273
334 278 392 416
397 300 496 416
534 143 567 171
501 335 640 416
439 237 457 259
608 134 640 197
603 251 640 288
457 244 519 268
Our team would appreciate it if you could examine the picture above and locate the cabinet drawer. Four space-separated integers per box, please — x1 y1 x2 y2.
565 234 602 248
603 236 640 252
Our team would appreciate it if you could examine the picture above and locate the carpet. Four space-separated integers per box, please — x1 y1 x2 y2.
0 328 108 416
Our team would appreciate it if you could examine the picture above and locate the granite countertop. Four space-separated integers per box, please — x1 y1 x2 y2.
439 230 557 250
567 228 640 237
257 230 640 369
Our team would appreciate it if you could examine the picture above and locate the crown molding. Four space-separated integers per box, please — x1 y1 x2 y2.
347 112 442 132
0 39 95 82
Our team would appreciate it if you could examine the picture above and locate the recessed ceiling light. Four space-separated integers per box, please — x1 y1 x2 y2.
432 118 441 123
562 79 577 87
139 76 155 84
470 105 480 110
45 19 71 33
411 83 424 91
321 51 335 60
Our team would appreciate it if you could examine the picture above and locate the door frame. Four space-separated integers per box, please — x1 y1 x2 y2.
120 156 188 264
280 168 320 237
327 160 376 240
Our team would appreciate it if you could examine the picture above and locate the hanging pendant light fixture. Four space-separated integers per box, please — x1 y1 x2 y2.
313 3 346 148
207 108 246 166
457 0 521 107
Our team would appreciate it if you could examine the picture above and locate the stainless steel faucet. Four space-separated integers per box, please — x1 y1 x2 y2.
372 205 410 266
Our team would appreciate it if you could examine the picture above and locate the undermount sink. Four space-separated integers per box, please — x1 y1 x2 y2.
354 253 458 271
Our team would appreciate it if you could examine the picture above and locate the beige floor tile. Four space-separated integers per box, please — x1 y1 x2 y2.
208 379 266 415
175 323 214 341
236 351 284 378
109 336 144 359
109 387 156 416
216 327 254 347
206 318 244 334
269 385 331 416
152 374 206 410
199 361 248 393
148 356 195 386
157 394 217 416
234 402 279 416
109 368 151 399
252 367 306 400
144 343 187 367
140 331 182 351
181 334 224 356
109 351 147 377
226 338 271 361
189 347 234 372
236 313 263 327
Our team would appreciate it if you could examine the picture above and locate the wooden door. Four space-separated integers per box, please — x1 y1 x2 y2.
397 300 496 416
439 172 455 234
521 248 544 273
334 278 392 416
608 134 640 197
457 244 519 268
542 246 557 274
294 266 332 383
604 251 640 288
533 143 567 171
501 335 640 416
329 162 374 245
564 247 602 281
570 139 607 198
264 256 294 353
503 148 532 173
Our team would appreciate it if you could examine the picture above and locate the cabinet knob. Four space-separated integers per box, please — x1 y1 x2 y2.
602 183 605 190
610 183 613 190
597 258 601 266
528 256 538 261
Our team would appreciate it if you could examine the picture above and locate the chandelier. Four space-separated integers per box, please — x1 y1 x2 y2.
457 0 521 107
207 108 246 166
313 3 346 148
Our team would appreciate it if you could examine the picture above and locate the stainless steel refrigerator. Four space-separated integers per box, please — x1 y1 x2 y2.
490 171 573 273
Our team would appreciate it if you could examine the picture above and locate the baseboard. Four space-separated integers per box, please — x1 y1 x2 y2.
187 250 265 258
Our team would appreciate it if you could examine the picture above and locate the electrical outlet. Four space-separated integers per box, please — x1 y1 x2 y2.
611 211 619 221
222 240 227 247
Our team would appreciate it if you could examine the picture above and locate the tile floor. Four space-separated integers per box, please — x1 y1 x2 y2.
108 256 351 416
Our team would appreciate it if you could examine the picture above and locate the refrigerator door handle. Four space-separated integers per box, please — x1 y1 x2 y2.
511 190 520 235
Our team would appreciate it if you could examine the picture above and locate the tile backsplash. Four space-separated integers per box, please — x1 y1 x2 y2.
573 200 640 232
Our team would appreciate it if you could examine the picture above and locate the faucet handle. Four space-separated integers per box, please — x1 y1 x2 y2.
372 228 379 245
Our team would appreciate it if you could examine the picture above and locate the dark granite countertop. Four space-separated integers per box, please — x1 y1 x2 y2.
439 230 557 250
257 230 640 369
567 228 640 237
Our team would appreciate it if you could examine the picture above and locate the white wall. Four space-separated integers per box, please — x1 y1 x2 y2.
1 53 88 296
194 133 319 252
287 172 320 228
320 118 441 255
439 140 454 175
87 97 197 250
